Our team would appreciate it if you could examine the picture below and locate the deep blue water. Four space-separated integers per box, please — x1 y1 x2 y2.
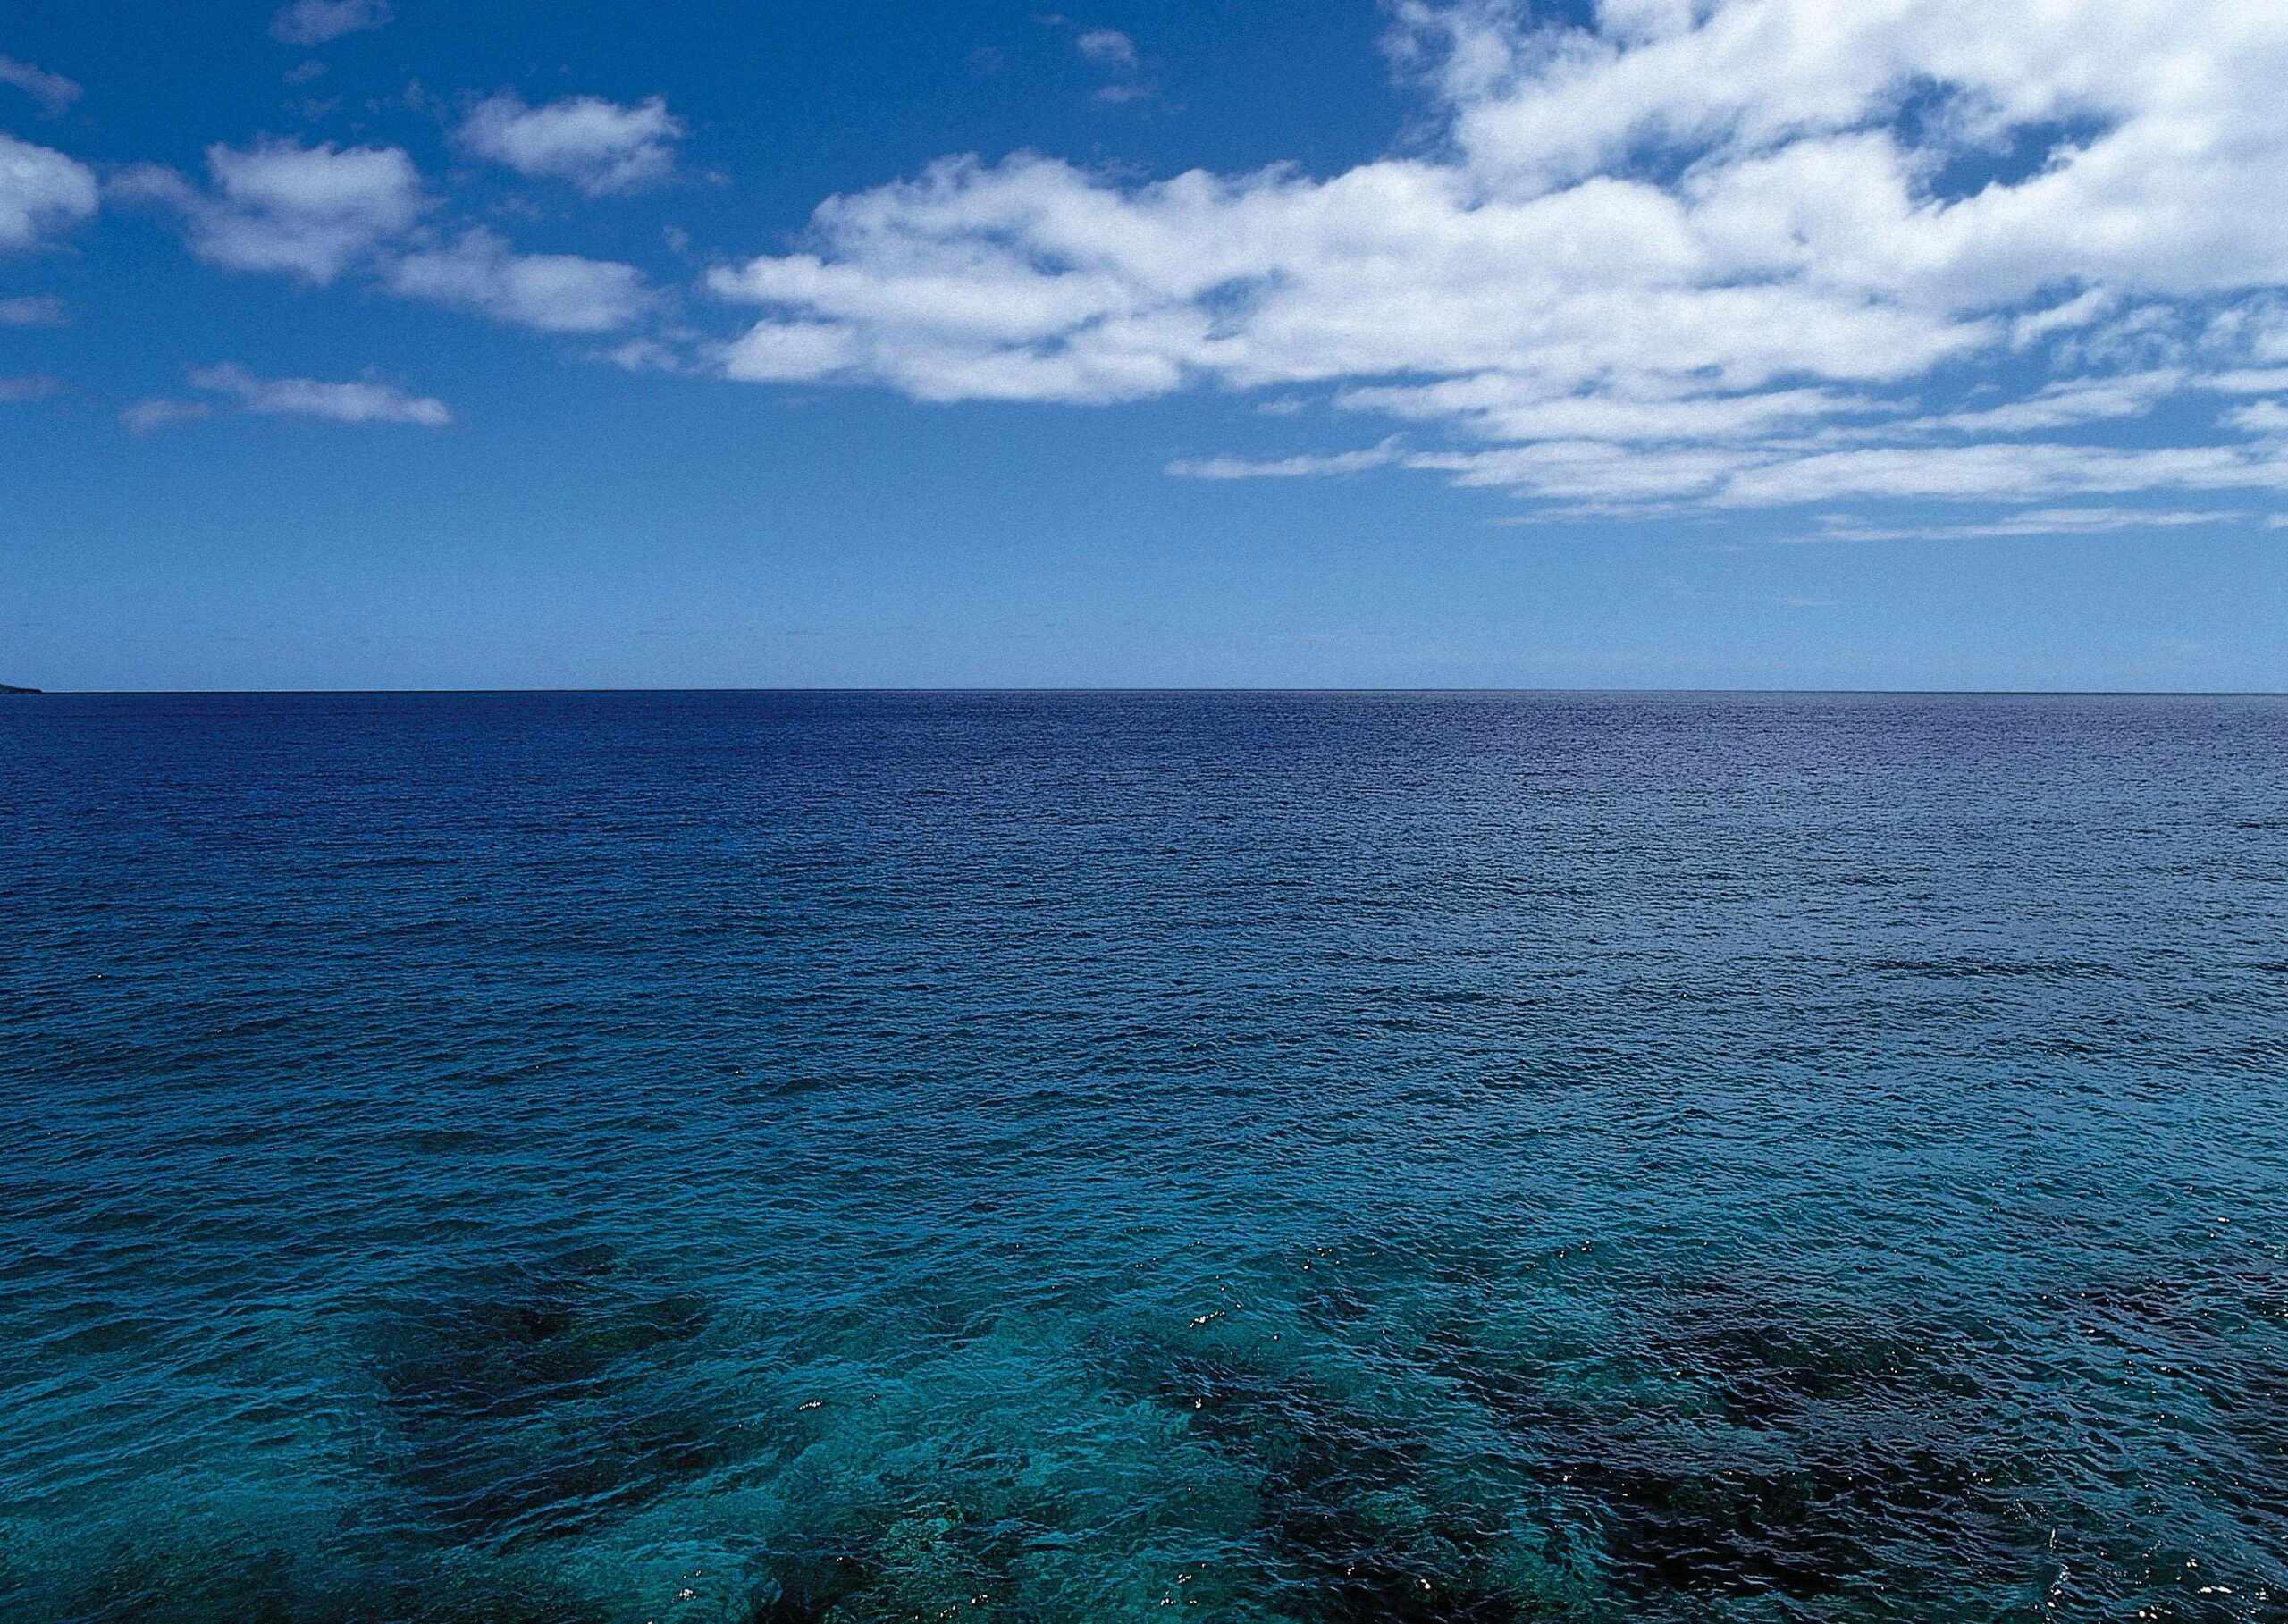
3 691 2285 1624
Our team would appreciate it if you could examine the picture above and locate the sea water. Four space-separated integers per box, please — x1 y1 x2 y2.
2 692 2284 1622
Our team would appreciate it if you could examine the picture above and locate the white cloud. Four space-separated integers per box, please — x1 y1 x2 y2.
1076 29 1139 69
719 319 862 383
0 134 98 251
458 93 683 195
1168 438 1406 478
187 363 450 425
1914 371 2183 435
118 139 423 283
2202 369 2288 396
0 294 67 325
2227 400 2288 437
1812 508 2243 542
385 228 652 332
0 374 61 403
706 0 2288 526
0 55 80 116
270 0 391 47
121 398 215 435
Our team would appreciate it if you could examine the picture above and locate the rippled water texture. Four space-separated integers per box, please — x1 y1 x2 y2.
4 692 2285 1623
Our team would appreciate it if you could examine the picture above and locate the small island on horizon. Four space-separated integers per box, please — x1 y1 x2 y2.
0 683 42 694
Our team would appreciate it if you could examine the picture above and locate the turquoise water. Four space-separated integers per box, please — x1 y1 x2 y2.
2 692 2284 1622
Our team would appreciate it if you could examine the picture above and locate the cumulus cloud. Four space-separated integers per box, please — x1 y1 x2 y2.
187 362 450 425
269 0 391 47
117 139 423 283
458 93 683 195
118 142 658 338
0 55 80 116
0 134 99 251
385 227 652 332
708 0 2288 526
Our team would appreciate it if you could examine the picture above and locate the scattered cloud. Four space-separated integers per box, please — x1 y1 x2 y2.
0 55 80 116
116 139 424 283
269 0 392 47
458 92 684 196
187 362 450 425
0 374 62 403
1808 508 2244 542
601 336 692 373
120 398 214 434
0 294 67 325
709 0 2288 527
0 134 99 251
1910 372 2184 435
284 59 328 87
1167 438 1406 478
385 227 653 332
2227 400 2288 437
2202 368 2288 395
1075 29 1138 69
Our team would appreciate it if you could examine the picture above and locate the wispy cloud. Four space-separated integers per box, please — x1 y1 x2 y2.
0 295 66 326
1167 438 1406 479
1074 29 1138 69
1806 508 2244 543
186 363 450 425
269 0 391 47
0 55 80 116
120 398 215 435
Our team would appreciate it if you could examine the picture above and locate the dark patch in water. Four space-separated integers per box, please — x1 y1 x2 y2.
744 1508 1032 1623
365 1248 729 1545
1142 1351 1522 1623
1653 1284 1981 1426
744 1539 879 1624
21 1533 614 1624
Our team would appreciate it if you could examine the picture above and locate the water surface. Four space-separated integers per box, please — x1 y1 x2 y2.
3 692 2284 1622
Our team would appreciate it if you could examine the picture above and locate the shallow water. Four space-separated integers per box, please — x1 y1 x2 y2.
3 691 2284 1623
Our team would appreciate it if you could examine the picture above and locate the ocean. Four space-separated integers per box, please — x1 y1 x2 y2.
2 691 2284 1622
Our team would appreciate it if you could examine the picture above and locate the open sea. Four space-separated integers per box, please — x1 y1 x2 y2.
2 690 2284 1624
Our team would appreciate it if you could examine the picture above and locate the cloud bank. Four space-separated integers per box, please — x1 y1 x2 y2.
709 0 2288 518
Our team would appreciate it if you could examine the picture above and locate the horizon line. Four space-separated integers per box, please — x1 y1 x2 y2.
14 686 2288 699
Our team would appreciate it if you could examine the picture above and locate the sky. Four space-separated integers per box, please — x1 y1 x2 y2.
4 0 2287 691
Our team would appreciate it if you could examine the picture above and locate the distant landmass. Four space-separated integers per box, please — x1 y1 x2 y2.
0 683 40 694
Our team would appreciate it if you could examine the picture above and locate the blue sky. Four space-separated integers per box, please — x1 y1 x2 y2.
4 0 2285 690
